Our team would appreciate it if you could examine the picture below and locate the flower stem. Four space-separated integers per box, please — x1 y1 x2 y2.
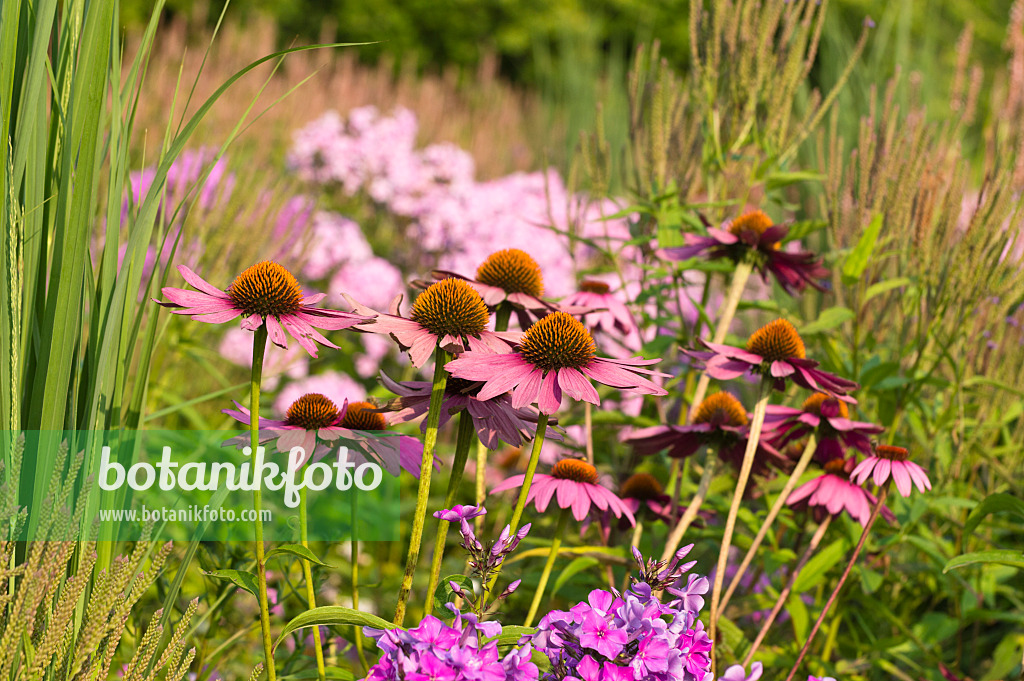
250 325 277 681
687 261 752 422
782 486 889 681
298 485 326 681
494 302 513 332
660 455 716 563
743 515 832 667
474 438 487 536
424 409 476 615
708 380 770 662
720 433 818 613
583 402 594 465
393 347 451 626
350 490 368 672
524 508 570 627
487 413 549 593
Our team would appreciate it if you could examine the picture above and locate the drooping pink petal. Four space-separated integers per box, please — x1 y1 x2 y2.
873 458 891 487
511 366 546 410
891 462 912 497
491 474 527 495
538 370 563 414
557 368 599 404
570 484 591 521
240 313 264 331
770 360 796 378
265 315 288 349
192 308 243 324
178 265 230 297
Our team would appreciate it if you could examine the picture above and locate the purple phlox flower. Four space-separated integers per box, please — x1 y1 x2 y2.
434 505 488 522
666 573 710 614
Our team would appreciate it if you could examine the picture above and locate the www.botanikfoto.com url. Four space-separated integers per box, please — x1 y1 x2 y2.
99 505 273 523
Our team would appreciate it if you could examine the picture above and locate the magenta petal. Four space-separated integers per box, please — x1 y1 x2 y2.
873 458 891 487
705 356 750 380
571 484 591 521
240 313 264 331
533 477 558 512
194 309 243 324
266 316 288 349
891 463 912 497
770 360 795 378
557 368 599 404
850 459 873 485
538 370 563 414
491 474 527 495
511 367 546 410
178 265 229 297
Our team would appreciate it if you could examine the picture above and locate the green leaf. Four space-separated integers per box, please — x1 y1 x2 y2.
964 493 1024 535
205 569 260 598
275 606 396 651
800 306 854 335
788 590 809 641
863 277 911 302
553 557 600 598
943 550 1024 573
841 213 883 285
794 539 846 591
765 170 823 191
266 544 334 567
487 626 535 648
786 219 828 241
433 574 474 614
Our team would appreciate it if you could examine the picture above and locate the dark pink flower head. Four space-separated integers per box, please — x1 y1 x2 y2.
378 371 559 449
223 393 431 477
446 311 668 415
765 392 884 463
851 444 931 498
562 279 637 336
626 392 785 476
155 262 373 358
787 457 895 527
491 458 636 524
688 318 859 396
659 210 829 295
430 248 560 327
343 278 520 367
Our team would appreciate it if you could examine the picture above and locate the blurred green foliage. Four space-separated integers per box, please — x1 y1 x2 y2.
122 0 1016 88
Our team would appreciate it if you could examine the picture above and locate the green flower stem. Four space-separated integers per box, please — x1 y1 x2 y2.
486 412 549 593
494 302 512 332
424 409 477 615
783 486 889 681
351 490 368 672
524 508 570 627
393 347 451 626
708 380 770 658
250 325 277 681
720 433 818 613
659 455 716 563
744 515 832 667
687 261 752 423
298 485 326 681
474 438 487 536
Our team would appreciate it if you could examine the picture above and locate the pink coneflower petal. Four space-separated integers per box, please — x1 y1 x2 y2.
240 313 263 331
891 462 912 497
571 485 591 521
511 367 546 410
177 265 229 297
770 360 795 377
558 368 599 404
266 315 288 348
580 361 663 393
196 309 244 324
873 458 891 487
303 293 327 305
533 477 557 512
907 462 932 491
538 370 563 414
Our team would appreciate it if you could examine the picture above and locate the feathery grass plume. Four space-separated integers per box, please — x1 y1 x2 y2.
0 440 187 680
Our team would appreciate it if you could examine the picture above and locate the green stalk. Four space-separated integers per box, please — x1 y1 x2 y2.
250 325 277 681
494 302 513 332
424 409 476 614
783 486 889 681
524 508 570 627
474 438 487 536
351 490 368 672
708 380 770 658
720 433 818 613
393 347 450 626
486 413 549 594
687 261 752 422
298 485 326 681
